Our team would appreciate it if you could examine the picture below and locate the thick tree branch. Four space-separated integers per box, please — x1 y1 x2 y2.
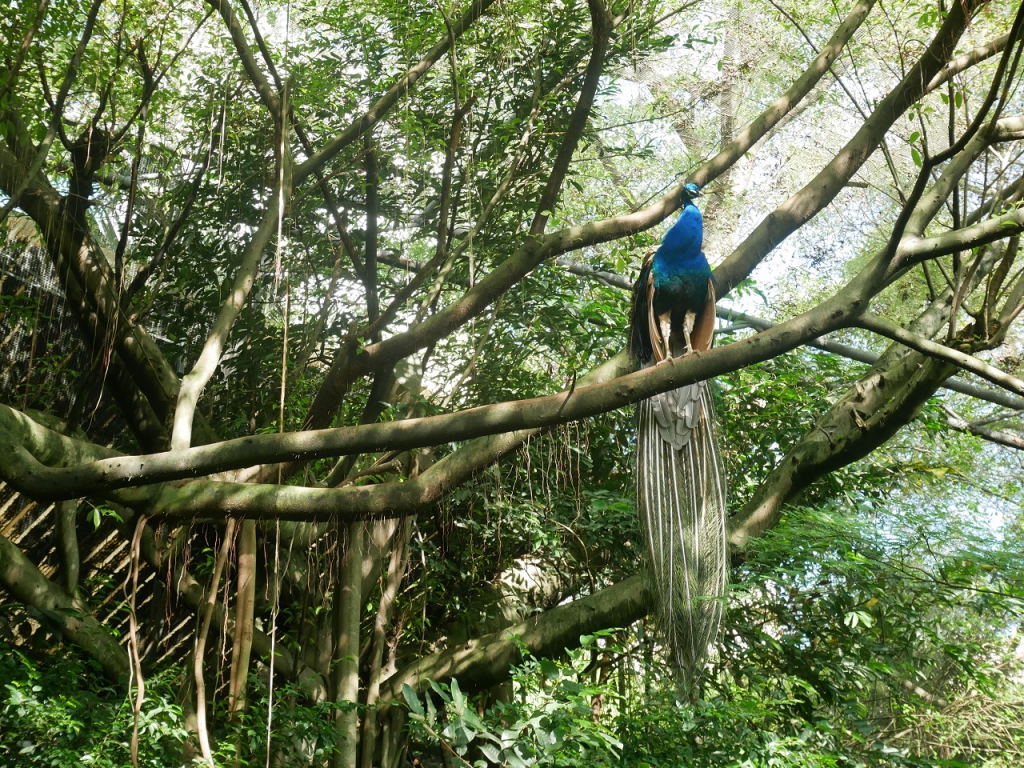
942 406 1024 450
331 522 363 768
731 241 1010 545
0 256 880 511
171 151 289 450
528 0 612 236
993 114 1024 142
561 260 1024 408
714 0 983 294
730 345 960 546
0 533 129 680
900 206 1024 265
228 518 257 717
204 0 280 114
377 575 646 702
927 34 1009 92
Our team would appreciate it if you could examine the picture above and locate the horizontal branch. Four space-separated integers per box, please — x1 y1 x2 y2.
992 114 1024 142
562 261 1024 410
942 406 1024 450
0 274 871 509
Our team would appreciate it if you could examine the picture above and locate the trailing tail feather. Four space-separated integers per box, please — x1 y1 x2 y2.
636 381 727 678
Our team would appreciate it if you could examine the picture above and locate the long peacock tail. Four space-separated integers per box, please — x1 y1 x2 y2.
636 378 727 681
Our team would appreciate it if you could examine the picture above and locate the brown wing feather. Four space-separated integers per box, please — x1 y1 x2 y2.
647 271 667 362
691 278 717 353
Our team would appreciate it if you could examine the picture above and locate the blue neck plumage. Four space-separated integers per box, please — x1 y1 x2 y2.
653 199 707 276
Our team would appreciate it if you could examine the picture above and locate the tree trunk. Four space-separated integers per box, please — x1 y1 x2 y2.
333 522 364 768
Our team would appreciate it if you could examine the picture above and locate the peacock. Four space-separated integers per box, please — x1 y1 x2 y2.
629 182 728 681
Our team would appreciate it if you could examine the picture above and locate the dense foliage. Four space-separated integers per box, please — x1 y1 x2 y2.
2 0 1024 765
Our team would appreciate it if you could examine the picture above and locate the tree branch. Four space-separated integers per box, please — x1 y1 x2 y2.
528 0 611 236
204 0 280 114
714 0 982 294
563 259 1024 409
898 206 1024 266
292 0 497 185
927 33 1009 91
857 312 1024 397
170 103 291 450
0 259 876 509
0 533 129 680
0 142 186 448
377 575 646 702
942 405 1024 450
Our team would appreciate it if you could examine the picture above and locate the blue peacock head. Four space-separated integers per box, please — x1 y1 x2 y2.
682 182 701 199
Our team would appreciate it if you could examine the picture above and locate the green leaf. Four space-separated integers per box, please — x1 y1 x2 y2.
402 684 423 716
478 744 501 763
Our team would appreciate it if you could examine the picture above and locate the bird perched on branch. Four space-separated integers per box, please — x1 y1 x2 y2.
629 182 727 682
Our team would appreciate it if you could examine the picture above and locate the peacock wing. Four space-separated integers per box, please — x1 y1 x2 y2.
691 277 716 353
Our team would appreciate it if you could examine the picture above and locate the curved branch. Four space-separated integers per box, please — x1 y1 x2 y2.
899 206 1024 266
927 33 1010 92
0 533 129 680
0 264 875 508
563 260 1024 409
714 0 982 294
377 575 646 702
942 406 1024 450
993 114 1024 142
0 143 185 446
528 0 612 236
171 158 288 450
204 0 280 114
857 313 1024 397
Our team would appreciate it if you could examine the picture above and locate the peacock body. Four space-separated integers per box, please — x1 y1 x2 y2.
629 183 728 681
